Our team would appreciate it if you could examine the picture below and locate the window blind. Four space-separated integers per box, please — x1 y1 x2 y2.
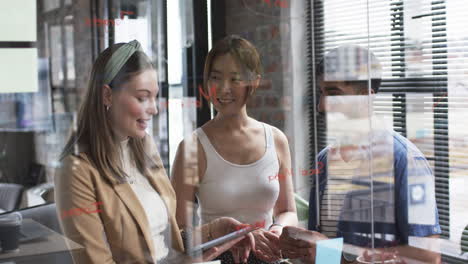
308 0 468 262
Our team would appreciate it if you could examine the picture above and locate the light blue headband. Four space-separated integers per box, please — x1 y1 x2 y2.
103 40 142 84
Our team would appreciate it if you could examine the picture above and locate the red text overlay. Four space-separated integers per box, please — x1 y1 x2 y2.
60 201 103 219
268 162 324 182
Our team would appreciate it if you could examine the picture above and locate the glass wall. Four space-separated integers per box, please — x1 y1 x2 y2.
215 0 468 263
0 0 467 263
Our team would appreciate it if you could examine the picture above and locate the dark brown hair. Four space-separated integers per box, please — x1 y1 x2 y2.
203 35 263 96
316 46 382 93
316 58 382 93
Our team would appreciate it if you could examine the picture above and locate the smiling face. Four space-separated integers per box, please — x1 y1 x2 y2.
105 69 159 140
208 53 252 114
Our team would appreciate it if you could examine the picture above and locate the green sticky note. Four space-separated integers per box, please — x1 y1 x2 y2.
316 237 343 264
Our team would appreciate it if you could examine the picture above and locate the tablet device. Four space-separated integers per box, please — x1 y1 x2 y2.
188 225 257 255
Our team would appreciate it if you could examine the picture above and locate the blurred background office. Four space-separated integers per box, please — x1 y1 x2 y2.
0 0 467 263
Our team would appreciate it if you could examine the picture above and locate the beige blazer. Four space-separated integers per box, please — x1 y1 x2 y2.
55 151 184 264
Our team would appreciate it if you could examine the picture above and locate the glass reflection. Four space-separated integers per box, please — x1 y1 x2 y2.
302 45 442 263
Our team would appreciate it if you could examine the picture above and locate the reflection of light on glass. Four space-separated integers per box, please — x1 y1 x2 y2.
207 0 212 50
65 25 75 81
322 0 392 79
324 95 398 247
114 1 150 55
114 18 150 54
168 0 183 84
167 96 180 168
446 0 468 245
50 25 63 87
167 0 184 169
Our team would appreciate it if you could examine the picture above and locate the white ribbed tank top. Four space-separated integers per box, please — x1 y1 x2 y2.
195 123 280 228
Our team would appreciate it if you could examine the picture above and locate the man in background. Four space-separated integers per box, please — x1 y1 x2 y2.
279 46 441 263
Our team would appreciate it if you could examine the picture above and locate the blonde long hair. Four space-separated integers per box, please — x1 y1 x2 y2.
60 43 158 184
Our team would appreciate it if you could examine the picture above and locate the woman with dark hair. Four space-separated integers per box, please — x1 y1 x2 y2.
172 35 298 263
56 40 252 264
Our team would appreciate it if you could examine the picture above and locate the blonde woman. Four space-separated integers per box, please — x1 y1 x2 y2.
55 40 253 264
172 35 297 263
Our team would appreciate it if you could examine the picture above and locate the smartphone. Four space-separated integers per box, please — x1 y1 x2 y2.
188 225 257 255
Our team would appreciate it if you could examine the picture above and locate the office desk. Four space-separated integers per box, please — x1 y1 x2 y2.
0 219 82 263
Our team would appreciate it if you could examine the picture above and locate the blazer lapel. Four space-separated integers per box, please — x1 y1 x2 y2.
113 183 156 258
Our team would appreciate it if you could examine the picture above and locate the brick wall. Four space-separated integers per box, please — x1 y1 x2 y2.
223 0 312 201
224 0 292 131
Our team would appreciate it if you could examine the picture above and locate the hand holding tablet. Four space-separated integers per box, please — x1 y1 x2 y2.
189 224 258 254
187 217 258 262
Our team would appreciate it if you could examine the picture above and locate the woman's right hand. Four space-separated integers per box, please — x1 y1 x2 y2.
251 229 282 262
198 217 255 262
199 235 250 263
